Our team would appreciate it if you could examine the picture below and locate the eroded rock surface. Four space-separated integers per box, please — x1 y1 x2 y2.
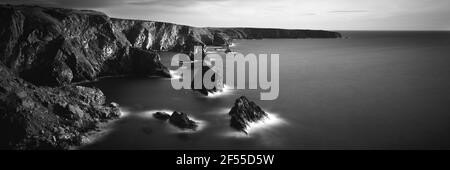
153 112 171 121
0 5 171 86
169 111 198 130
229 96 268 133
0 63 121 149
0 4 341 149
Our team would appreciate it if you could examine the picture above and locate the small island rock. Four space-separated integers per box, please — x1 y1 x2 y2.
229 96 268 133
169 111 198 130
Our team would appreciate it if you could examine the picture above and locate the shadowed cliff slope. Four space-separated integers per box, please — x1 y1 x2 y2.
0 5 170 86
0 63 122 149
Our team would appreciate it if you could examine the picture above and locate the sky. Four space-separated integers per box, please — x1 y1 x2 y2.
1 0 449 30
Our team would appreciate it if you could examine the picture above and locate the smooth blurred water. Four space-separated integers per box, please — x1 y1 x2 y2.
82 31 450 150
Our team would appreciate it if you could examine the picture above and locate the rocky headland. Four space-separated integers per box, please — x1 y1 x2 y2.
0 4 340 149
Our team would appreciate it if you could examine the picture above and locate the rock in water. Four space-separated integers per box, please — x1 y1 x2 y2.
153 112 171 121
169 111 198 130
225 47 232 53
191 65 224 95
229 96 268 133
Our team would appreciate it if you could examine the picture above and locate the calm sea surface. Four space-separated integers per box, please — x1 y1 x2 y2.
82 31 450 149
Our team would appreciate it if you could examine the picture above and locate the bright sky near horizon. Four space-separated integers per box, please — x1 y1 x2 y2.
1 0 449 30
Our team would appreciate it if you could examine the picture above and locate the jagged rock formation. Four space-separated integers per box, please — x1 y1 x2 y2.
112 19 212 53
0 63 121 149
153 111 198 130
229 96 268 134
168 111 198 130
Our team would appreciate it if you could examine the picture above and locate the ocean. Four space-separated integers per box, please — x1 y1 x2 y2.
82 31 450 150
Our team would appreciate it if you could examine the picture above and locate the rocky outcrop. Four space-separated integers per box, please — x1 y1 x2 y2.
0 63 121 149
229 96 268 133
152 111 198 130
169 111 198 130
153 112 171 121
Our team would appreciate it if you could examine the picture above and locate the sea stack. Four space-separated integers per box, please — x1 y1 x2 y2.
229 96 268 134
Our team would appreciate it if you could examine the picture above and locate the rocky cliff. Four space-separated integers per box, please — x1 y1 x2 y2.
0 63 121 149
0 4 341 86
0 5 171 86
0 4 341 149
112 20 342 51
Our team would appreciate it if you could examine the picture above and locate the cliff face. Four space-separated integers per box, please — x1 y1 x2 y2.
0 5 341 149
111 19 342 52
0 5 171 149
0 63 121 149
112 19 210 52
0 5 341 86
0 5 170 86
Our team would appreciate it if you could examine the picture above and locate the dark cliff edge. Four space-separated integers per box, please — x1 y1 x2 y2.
0 63 122 149
0 4 341 149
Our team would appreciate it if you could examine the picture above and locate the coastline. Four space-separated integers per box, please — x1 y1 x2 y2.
0 4 340 150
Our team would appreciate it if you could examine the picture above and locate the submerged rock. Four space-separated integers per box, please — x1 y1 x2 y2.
169 111 198 130
153 112 171 121
229 96 268 133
